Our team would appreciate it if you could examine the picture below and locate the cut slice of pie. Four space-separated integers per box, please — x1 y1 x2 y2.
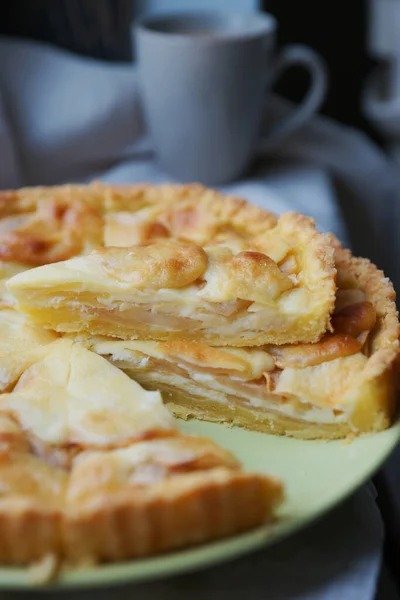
0 338 282 567
81 245 399 440
1 182 336 345
7 220 336 346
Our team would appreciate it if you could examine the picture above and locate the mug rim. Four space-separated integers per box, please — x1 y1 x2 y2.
134 10 277 43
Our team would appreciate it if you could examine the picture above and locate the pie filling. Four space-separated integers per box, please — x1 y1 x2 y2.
96 352 354 425
15 292 319 341
86 295 377 430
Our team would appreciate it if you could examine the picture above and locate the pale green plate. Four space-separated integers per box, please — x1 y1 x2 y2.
1 418 399 590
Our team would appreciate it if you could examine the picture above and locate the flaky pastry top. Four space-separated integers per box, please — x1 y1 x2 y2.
0 339 175 453
13 239 296 305
0 182 336 320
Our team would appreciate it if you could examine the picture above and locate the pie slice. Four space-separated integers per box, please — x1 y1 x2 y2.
81 245 399 439
7 220 336 346
1 182 336 345
0 338 282 567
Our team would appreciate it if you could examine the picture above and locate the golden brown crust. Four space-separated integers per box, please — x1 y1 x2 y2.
8 227 337 346
267 334 362 368
0 438 282 567
334 244 399 354
100 182 279 243
255 244 399 433
102 192 337 345
331 243 400 431
0 339 283 568
0 182 281 253
8 188 388 440
277 213 337 341
331 301 376 337
167 397 354 440
0 450 67 565
64 467 281 563
95 240 209 289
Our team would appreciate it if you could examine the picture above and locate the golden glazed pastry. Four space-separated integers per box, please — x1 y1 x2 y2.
7 229 336 346
0 180 336 260
79 245 400 439
102 187 337 343
0 338 282 567
2 183 336 345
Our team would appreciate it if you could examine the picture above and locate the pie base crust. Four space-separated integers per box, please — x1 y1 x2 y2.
63 468 279 564
0 464 279 567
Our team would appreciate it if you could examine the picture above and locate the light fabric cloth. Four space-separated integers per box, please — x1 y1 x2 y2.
0 36 398 600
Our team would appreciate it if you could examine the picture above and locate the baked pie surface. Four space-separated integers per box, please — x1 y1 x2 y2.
8 233 335 347
3 183 336 345
79 244 400 439
0 338 282 567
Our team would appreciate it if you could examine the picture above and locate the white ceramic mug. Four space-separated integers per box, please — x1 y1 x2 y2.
136 11 328 185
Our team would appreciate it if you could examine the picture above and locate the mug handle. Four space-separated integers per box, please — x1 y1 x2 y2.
257 44 328 151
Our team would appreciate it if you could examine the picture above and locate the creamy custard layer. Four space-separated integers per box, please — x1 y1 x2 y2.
86 338 363 429
113 359 348 426
15 290 324 345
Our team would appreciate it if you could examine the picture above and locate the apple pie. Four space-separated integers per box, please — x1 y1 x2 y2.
1 179 399 577
1 182 399 439
7 225 336 346
77 244 399 439
0 338 282 567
